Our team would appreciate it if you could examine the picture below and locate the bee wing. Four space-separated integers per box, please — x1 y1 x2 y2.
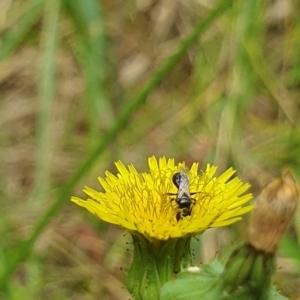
177 172 190 198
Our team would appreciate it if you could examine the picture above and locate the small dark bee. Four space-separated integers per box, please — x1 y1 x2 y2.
169 171 196 221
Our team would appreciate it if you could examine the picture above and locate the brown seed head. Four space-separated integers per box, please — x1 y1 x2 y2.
247 171 299 253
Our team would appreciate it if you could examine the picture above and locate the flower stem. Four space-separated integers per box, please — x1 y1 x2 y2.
128 233 192 300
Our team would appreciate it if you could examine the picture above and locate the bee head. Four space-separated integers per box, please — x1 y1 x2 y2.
172 172 182 189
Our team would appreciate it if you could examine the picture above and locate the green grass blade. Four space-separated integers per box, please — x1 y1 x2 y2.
0 0 46 62
243 40 299 125
32 0 61 199
63 0 113 148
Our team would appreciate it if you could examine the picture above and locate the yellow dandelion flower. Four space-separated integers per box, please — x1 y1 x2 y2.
71 156 253 240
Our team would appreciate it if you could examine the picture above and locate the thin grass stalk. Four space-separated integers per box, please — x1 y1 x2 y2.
32 0 61 200
243 40 298 125
0 0 46 62
64 0 113 147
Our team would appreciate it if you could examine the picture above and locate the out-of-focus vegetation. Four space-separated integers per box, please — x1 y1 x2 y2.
0 0 299 299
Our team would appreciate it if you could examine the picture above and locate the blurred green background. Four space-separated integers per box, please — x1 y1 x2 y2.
0 0 300 299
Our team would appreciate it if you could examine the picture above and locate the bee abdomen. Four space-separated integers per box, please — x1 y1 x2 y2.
177 195 191 208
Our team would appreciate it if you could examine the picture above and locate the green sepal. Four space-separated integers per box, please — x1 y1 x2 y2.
127 233 192 300
219 243 275 300
220 244 255 291
127 233 161 300
175 238 192 270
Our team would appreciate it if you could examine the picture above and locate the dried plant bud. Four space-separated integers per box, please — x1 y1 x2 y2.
247 171 299 253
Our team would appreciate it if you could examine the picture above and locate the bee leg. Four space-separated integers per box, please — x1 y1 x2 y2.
169 197 176 204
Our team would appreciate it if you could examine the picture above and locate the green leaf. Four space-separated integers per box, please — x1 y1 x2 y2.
160 261 223 300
